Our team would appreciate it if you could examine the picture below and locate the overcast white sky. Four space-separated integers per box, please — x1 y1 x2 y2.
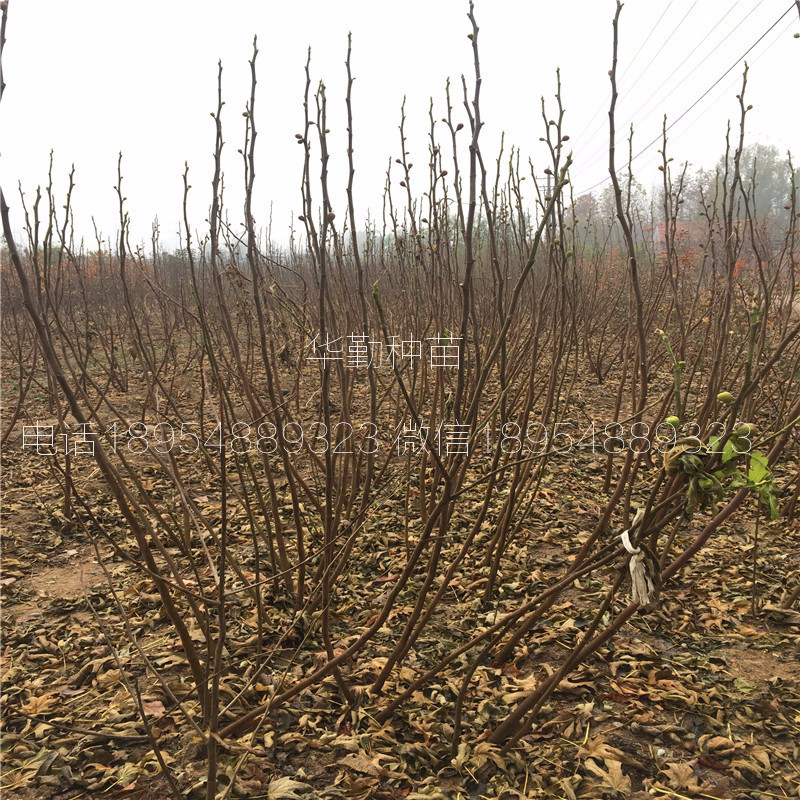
1 0 798 252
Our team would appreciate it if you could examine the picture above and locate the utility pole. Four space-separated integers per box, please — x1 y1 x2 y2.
539 172 555 244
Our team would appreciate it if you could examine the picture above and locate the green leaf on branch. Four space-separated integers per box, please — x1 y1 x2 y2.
721 438 738 465
748 451 769 485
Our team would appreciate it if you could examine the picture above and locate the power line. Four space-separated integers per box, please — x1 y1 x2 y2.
618 0 700 104
621 0 762 144
629 4 795 163
571 2 797 198
576 0 760 180
573 0 700 153
620 1 678 84
572 1 677 145
629 15 795 179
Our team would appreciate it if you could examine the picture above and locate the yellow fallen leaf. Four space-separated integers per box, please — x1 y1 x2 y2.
20 694 58 715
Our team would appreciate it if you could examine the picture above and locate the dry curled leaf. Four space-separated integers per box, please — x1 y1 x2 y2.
267 776 313 799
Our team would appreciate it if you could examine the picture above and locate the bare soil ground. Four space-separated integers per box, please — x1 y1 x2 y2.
2 371 800 799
